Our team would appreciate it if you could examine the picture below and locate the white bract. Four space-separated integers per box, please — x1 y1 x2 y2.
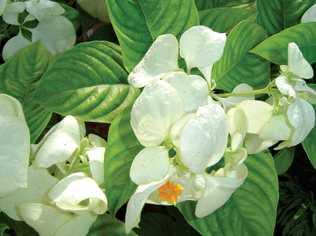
128 25 226 87
19 203 97 236
125 57 248 232
228 100 292 154
301 3 316 23
273 42 316 148
0 94 30 197
0 0 76 60
275 43 315 102
0 103 107 235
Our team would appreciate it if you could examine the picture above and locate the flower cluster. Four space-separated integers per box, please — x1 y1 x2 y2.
0 2 315 234
125 26 316 233
0 94 107 236
0 0 76 60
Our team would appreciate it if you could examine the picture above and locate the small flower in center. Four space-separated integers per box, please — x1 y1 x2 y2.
158 181 183 204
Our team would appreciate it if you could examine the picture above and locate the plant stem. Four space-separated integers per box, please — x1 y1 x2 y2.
212 83 276 98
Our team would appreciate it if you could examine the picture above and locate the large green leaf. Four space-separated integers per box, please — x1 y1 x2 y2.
200 7 253 33
34 41 139 123
195 0 254 10
251 22 316 65
178 151 279 236
303 87 316 169
274 148 295 175
106 0 199 71
104 109 142 214
88 214 136 236
256 0 316 35
213 20 270 91
0 42 52 143
303 128 316 168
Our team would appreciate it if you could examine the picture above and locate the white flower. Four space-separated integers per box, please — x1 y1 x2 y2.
48 172 108 215
301 3 316 23
33 116 83 168
276 98 315 149
0 94 30 197
125 146 247 233
0 167 58 220
19 203 97 236
228 100 292 154
275 43 315 102
125 72 246 232
128 25 226 87
1 0 76 60
25 0 65 21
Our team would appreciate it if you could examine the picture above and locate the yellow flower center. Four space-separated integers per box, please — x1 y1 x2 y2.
158 181 183 204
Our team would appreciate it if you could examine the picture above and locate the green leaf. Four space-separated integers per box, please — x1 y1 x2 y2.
0 42 52 143
251 22 316 65
303 94 316 169
106 0 199 71
195 0 254 10
200 7 253 33
274 148 295 175
256 0 316 35
104 109 142 214
88 214 136 236
177 151 279 236
34 41 140 123
213 20 270 91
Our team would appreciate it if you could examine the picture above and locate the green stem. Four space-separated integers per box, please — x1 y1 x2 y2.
212 82 276 99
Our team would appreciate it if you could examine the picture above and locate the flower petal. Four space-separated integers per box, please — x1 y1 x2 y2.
2 32 31 60
56 211 97 236
179 26 226 70
288 42 313 79
0 167 58 220
0 93 25 120
219 83 254 110
125 178 168 233
131 80 184 147
31 16 76 54
33 116 82 168
294 79 316 103
2 2 25 25
0 94 30 197
237 100 273 134
48 172 107 214
195 164 248 218
26 0 65 21
18 203 96 236
301 3 316 23
88 133 107 147
178 103 228 173
286 98 315 146
244 134 276 154
164 71 208 112
259 115 291 141
275 75 296 97
130 147 170 185
86 147 105 185
227 107 248 151
128 34 178 88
